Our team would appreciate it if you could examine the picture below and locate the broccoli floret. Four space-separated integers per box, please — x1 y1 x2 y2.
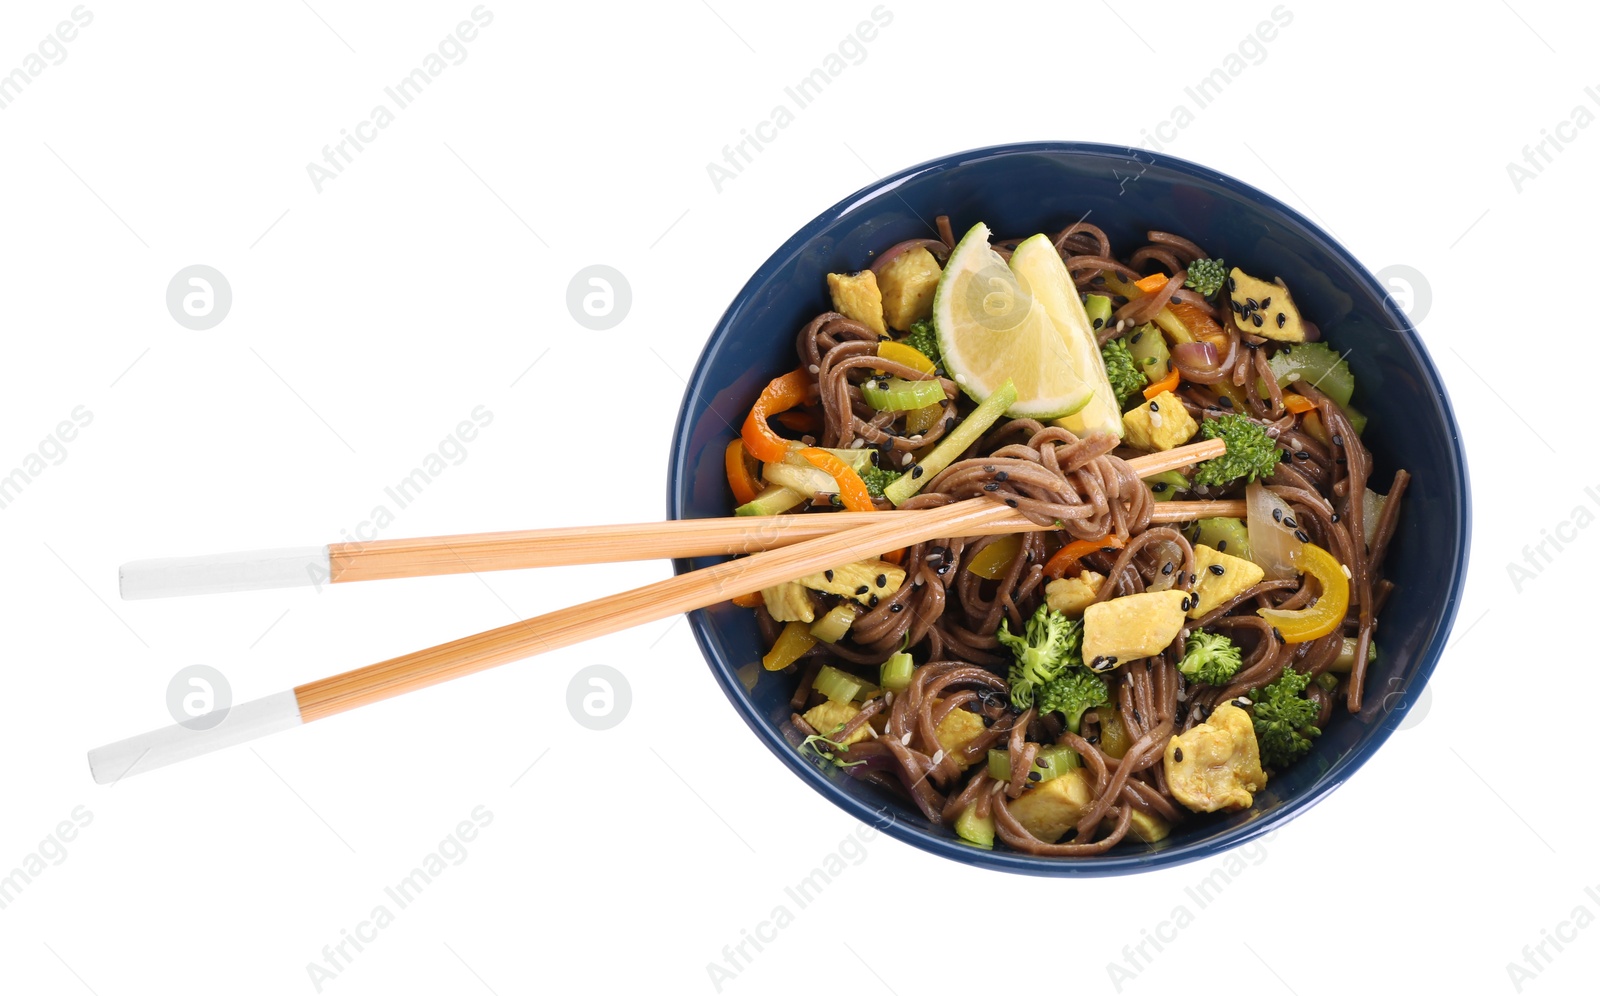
1178 629 1243 686
904 318 942 370
1192 413 1282 487
1250 667 1321 769
859 464 902 499
1184 258 1227 298
1037 667 1111 733
997 605 1083 711
1101 337 1147 409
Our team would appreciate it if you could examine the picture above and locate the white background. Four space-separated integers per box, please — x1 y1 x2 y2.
0 1 1587 993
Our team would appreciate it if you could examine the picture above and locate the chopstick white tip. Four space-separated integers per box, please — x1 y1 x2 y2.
88 691 304 784
119 546 331 600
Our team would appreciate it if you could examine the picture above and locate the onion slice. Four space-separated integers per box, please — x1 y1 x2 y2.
1246 481 1301 580
1171 340 1220 376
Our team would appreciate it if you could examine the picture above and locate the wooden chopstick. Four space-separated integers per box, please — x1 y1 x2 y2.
89 439 1234 781
118 439 1234 596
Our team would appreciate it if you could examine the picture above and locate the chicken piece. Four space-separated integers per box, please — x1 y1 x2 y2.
1081 589 1189 670
1007 769 1094 843
827 271 887 336
802 700 873 746
1121 390 1198 451
761 581 814 623
877 247 941 331
1187 544 1264 619
933 704 987 769
1044 570 1105 618
1164 704 1268 813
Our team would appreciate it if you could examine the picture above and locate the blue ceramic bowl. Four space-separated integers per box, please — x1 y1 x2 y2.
666 142 1469 876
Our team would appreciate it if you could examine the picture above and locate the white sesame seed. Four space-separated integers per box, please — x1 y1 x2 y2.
884 691 894 706
808 364 819 374
931 749 945 765
1265 427 1280 439
850 437 865 448
901 731 913 745
955 373 968 385
1235 696 1253 706
1286 372 1301 382
901 452 914 467
1150 412 1163 428
1341 563 1352 578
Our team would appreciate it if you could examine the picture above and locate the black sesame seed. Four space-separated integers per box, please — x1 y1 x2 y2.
1132 710 1144 725
995 471 1009 482
1332 434 1344 446
1131 331 1144 344
1036 756 1050 767
1260 296 1271 308
875 574 888 588
1027 770 1041 782
1283 516 1297 528
911 466 924 480
984 482 1000 492
855 585 869 595
1087 735 1100 744
1209 564 1225 575
1162 562 1174 575
1331 512 1341 523
1207 404 1222 412
1189 573 1197 585
1216 540 1228 552
877 438 894 452
1218 396 1234 408
1227 276 1236 292
1092 317 1104 329
944 417 956 431
869 449 880 467
1173 747 1184 762
1276 312 1287 328
1295 529 1310 542
1272 508 1283 522
1101 546 1119 554
1151 482 1168 493
1149 400 1160 411
1005 499 1019 508
825 569 834 581
1252 313 1264 327
1246 297 1258 309
1294 451 1310 460
1273 627 1285 643
868 594 879 608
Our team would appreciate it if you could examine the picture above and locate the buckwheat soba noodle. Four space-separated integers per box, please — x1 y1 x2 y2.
725 215 1407 855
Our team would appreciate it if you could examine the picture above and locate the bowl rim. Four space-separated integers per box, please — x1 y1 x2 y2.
666 140 1471 877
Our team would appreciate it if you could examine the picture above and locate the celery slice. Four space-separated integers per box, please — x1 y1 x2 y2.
1084 293 1113 332
987 744 1082 783
861 376 945 412
735 485 806 516
884 379 1018 506
879 651 915 694
809 603 858 643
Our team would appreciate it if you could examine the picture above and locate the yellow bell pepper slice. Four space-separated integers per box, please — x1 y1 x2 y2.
877 339 937 375
1256 542 1349 643
965 535 1021 580
763 620 818 671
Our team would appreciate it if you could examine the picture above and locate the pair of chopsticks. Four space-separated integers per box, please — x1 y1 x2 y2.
89 439 1233 783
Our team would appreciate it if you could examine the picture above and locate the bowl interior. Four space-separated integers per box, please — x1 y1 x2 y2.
668 142 1469 875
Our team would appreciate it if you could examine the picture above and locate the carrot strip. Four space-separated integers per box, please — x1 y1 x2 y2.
1143 364 1181 399
742 369 811 463
797 447 877 513
724 439 761 506
1044 534 1125 580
